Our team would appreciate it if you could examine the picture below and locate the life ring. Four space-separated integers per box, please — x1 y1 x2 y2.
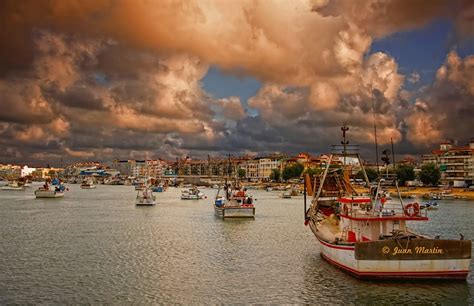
404 202 420 217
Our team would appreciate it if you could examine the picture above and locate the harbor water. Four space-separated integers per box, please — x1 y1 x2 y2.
1 184 473 304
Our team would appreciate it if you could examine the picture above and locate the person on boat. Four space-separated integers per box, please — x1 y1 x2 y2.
236 188 245 197
43 182 49 191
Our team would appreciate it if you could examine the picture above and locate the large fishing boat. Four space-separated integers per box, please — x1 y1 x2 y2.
304 128 471 280
214 184 255 219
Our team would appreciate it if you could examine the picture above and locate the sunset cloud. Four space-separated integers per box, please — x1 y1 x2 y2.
0 0 473 164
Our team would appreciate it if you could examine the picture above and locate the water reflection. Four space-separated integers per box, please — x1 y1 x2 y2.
0 185 472 303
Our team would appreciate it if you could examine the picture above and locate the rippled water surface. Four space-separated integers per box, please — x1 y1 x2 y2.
1 184 473 304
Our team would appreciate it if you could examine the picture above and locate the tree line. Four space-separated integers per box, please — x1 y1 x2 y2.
241 161 442 186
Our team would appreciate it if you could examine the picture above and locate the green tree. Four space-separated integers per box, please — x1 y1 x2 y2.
304 167 323 176
282 163 304 181
238 168 246 179
419 163 441 186
355 168 378 182
395 164 415 186
270 168 280 181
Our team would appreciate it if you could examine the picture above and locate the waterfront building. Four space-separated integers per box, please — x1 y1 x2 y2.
242 158 259 180
32 167 64 179
112 159 168 178
257 157 281 180
20 165 36 177
421 139 474 187
0 164 21 179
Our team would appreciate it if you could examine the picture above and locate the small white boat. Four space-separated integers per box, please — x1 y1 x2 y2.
135 188 156 206
181 188 205 200
80 180 96 189
1 181 25 191
35 181 66 198
281 191 292 199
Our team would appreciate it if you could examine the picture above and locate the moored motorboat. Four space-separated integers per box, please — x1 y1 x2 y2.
420 201 439 210
35 182 66 198
0 181 25 191
152 184 166 192
80 180 96 189
281 191 292 199
181 187 205 200
214 185 255 219
135 188 156 206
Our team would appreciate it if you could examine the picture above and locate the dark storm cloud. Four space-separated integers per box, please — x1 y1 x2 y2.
0 0 473 165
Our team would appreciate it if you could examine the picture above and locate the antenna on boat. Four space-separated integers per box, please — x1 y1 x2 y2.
341 123 349 167
371 88 380 175
391 137 396 165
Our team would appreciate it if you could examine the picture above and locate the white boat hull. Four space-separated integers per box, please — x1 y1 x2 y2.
135 199 156 206
35 190 65 198
1 186 25 191
315 236 471 280
80 185 96 189
214 205 255 218
181 193 204 200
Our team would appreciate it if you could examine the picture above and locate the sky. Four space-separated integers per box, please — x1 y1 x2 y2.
0 0 473 166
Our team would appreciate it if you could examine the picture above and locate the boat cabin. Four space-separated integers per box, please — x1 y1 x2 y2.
332 196 428 243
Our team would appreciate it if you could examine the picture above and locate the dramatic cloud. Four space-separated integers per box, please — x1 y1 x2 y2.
0 0 473 164
406 51 474 146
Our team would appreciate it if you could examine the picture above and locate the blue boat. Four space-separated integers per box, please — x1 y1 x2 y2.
152 185 164 192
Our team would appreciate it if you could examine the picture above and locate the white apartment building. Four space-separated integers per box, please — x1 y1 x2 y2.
257 158 281 180
421 140 474 187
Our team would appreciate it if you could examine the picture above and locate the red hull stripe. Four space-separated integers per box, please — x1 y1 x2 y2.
338 197 371 203
321 253 469 278
340 214 428 222
317 237 355 250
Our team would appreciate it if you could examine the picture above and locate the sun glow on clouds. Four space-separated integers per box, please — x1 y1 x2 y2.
0 0 473 163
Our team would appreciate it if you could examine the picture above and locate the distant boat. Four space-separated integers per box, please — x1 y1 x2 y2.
135 183 146 191
34 182 65 198
214 185 255 219
281 191 292 199
80 180 96 189
1 181 25 191
420 201 439 210
181 187 205 200
152 184 166 192
135 188 156 206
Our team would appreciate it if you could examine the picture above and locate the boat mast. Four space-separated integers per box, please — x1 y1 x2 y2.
391 137 396 165
371 88 380 175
